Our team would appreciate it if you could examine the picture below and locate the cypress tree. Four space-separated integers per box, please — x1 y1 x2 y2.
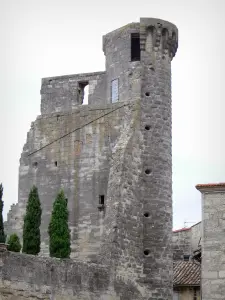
48 190 71 258
0 184 5 243
22 185 42 255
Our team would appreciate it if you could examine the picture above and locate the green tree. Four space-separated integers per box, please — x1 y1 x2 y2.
22 186 42 255
48 190 71 258
7 233 21 252
0 184 6 243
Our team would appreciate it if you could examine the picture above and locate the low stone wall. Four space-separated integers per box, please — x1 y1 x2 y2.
0 251 114 300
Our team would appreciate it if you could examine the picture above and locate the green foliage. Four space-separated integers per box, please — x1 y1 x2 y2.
22 186 42 255
48 190 71 258
7 233 21 252
0 184 5 243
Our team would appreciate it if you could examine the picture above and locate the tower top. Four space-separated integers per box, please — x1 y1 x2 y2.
103 17 178 59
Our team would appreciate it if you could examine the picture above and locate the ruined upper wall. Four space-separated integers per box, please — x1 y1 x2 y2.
41 18 178 115
41 71 106 114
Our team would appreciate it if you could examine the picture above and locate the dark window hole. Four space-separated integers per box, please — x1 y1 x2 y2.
131 33 140 61
145 125 151 130
144 212 149 217
99 195 105 205
54 161 58 167
145 92 150 97
144 249 150 256
145 169 152 175
183 254 190 261
32 162 38 168
57 115 60 121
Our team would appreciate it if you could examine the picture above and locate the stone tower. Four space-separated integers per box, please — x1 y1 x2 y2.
5 17 178 299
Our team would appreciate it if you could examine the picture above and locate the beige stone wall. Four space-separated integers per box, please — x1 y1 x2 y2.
201 191 225 300
173 287 200 300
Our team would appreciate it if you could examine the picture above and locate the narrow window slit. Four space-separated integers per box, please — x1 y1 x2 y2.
98 195 105 211
131 33 140 61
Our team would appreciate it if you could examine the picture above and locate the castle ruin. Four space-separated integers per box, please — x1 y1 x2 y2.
4 17 178 299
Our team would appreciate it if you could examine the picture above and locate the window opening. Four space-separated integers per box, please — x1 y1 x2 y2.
32 162 38 168
98 195 105 212
83 84 89 105
78 82 89 105
183 254 190 261
54 161 57 167
99 195 105 205
131 33 140 61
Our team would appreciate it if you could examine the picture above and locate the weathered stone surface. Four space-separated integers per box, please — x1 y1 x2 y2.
196 184 225 300
5 17 179 299
0 251 113 299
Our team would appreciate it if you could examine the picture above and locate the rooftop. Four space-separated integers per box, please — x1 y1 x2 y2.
196 182 225 192
173 261 200 286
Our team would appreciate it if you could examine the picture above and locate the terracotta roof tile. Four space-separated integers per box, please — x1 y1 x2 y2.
196 182 225 190
173 261 200 286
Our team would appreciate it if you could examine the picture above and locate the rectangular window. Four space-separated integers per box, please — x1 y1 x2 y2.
99 195 105 205
131 33 140 61
183 254 190 261
111 79 119 103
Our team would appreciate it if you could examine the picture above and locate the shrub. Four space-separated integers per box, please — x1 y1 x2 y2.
48 190 71 258
0 184 6 243
7 233 21 252
22 186 42 255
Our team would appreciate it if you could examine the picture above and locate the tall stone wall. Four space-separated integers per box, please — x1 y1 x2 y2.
6 102 136 259
196 184 225 300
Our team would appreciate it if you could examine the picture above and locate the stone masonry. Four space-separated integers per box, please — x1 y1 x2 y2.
4 18 178 299
196 183 225 300
172 222 201 261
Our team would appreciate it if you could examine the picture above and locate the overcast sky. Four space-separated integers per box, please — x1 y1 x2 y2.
0 0 224 229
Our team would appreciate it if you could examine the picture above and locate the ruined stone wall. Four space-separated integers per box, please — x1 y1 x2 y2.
0 251 162 300
41 72 106 114
6 101 136 260
0 251 112 300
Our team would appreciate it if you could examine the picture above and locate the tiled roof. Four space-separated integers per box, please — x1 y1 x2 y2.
173 261 200 286
196 182 225 191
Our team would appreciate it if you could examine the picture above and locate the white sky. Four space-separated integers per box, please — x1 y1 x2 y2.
0 0 224 230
